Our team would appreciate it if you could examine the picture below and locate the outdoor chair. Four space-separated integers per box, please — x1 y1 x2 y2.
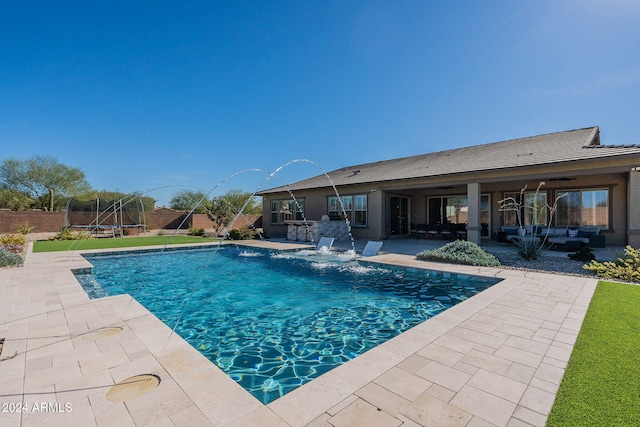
361 241 383 257
439 223 453 239
455 223 467 240
316 237 334 252
427 223 440 240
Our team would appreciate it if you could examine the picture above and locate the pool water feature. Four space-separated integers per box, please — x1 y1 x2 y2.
76 247 499 404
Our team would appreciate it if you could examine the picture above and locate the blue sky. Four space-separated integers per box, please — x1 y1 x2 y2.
2 1 639 206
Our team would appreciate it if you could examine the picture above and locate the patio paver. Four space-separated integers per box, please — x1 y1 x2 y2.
0 239 599 426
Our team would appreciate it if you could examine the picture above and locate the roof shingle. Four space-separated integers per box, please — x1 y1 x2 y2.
260 126 640 193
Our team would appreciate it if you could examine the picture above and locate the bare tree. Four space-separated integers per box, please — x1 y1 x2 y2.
499 182 566 260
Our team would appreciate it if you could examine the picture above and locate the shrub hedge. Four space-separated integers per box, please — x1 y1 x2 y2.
568 246 596 262
583 245 640 283
416 240 501 267
228 226 257 240
0 247 23 267
53 228 93 241
188 227 205 236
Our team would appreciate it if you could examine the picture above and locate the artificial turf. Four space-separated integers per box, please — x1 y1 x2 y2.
547 281 640 426
32 235 220 252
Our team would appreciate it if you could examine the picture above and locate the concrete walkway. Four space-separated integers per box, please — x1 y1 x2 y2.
0 240 598 426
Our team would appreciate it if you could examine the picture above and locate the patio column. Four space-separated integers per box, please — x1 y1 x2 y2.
629 169 640 247
467 183 481 244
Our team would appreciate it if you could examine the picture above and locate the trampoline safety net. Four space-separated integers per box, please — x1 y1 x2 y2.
64 197 147 237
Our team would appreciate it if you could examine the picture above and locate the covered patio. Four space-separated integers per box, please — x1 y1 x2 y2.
329 236 621 263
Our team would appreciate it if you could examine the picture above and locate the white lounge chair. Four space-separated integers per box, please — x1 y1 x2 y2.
316 237 334 253
294 237 335 257
361 241 383 257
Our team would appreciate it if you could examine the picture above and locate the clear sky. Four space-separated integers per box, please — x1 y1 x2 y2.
1 1 639 206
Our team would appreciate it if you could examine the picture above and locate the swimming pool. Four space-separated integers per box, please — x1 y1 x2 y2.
76 246 499 404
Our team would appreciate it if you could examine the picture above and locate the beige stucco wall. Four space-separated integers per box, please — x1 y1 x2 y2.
262 184 387 241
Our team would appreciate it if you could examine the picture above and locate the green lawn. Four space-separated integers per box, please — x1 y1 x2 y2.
33 236 220 252
547 281 640 426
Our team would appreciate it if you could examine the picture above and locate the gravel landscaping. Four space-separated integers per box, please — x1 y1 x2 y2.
495 251 596 278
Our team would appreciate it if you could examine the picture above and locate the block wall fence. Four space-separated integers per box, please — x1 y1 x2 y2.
0 209 262 235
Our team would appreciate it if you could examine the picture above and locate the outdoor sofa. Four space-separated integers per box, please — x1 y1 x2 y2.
500 225 604 248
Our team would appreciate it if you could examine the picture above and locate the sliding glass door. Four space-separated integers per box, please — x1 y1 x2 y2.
428 194 490 236
389 196 409 236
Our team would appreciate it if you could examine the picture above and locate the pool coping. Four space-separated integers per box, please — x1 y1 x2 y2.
0 240 597 426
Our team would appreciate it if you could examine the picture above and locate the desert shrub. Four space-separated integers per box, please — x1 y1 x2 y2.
17 224 34 235
54 228 74 240
52 228 92 241
0 247 23 267
188 227 205 236
416 240 501 267
568 246 596 262
0 234 26 254
228 226 257 240
584 246 640 283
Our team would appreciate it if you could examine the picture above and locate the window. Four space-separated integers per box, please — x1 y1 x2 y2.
556 189 609 228
328 195 350 218
480 195 490 225
445 196 467 224
503 191 547 226
328 194 367 226
555 191 580 226
525 192 547 226
354 195 367 226
270 199 305 224
480 195 490 235
428 195 489 227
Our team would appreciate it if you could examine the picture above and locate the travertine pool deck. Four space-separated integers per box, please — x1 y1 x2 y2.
0 240 598 426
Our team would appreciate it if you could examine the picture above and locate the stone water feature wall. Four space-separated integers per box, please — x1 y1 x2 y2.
285 219 351 242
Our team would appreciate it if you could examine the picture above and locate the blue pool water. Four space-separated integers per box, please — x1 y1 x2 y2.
76 246 499 404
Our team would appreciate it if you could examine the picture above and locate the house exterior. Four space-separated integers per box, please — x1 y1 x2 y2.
258 127 640 247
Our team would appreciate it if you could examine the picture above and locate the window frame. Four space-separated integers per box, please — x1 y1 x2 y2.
555 188 609 229
428 194 489 226
327 194 368 227
353 194 368 227
502 191 548 227
270 198 305 225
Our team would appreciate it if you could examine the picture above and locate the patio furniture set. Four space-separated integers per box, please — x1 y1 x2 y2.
498 225 605 251
410 223 467 240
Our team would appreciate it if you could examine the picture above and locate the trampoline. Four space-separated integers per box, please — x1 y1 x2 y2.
64 196 147 237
